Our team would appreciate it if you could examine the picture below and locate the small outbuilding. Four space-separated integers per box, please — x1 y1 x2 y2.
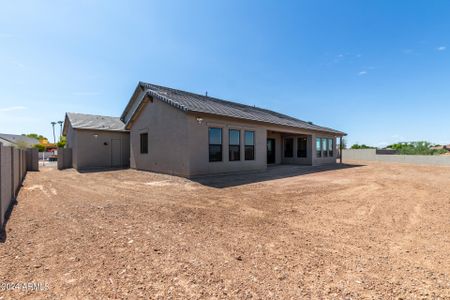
63 113 130 170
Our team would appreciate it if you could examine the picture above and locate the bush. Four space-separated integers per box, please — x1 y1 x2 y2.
351 144 375 149
387 141 445 155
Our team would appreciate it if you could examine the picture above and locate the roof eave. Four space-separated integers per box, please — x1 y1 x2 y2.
186 110 346 136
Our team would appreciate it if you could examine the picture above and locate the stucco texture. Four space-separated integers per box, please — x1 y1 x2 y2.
129 98 340 177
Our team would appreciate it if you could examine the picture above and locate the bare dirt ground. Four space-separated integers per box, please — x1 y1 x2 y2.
1 161 450 299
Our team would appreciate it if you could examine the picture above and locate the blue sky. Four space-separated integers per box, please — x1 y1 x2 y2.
1 1 449 146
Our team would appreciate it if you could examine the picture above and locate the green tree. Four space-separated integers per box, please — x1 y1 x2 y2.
351 144 374 149
387 141 446 155
34 144 46 152
22 133 48 142
57 136 67 148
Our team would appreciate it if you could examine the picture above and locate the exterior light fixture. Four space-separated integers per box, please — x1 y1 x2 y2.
93 134 99 139
196 117 203 125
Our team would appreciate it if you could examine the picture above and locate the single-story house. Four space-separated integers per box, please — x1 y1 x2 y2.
63 82 346 176
0 133 39 148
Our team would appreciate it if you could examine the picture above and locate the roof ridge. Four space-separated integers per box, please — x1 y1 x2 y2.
67 112 122 120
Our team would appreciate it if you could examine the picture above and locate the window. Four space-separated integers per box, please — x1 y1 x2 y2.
316 138 322 157
297 137 307 158
322 138 328 157
284 138 294 158
244 131 255 160
140 133 148 154
209 128 222 162
229 129 240 161
328 138 334 157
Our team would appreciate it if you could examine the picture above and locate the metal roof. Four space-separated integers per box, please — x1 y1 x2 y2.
0 133 39 147
66 112 126 132
133 82 345 135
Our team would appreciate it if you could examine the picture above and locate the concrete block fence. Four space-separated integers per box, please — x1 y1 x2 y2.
342 149 450 166
0 143 38 229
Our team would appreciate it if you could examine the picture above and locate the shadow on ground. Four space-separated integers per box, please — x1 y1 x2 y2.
0 198 18 243
191 163 365 188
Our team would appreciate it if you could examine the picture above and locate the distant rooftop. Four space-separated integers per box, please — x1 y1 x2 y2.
65 112 126 132
0 133 39 147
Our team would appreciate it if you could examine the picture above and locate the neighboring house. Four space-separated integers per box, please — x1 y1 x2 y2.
63 113 130 170
0 133 39 148
430 145 450 151
64 82 346 176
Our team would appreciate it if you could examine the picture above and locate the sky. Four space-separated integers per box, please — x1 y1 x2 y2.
0 0 449 147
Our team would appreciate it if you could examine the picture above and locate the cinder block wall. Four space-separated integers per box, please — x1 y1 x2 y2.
0 143 37 230
342 149 450 166
57 148 72 170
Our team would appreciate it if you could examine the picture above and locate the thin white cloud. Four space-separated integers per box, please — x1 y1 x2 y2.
436 46 446 51
0 106 27 112
72 92 101 96
358 71 367 76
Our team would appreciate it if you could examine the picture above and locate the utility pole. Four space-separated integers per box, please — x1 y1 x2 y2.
57 121 63 139
51 122 56 144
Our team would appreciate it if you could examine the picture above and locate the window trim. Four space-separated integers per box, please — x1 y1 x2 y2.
316 137 322 158
244 130 255 161
140 132 148 154
209 127 223 162
228 129 241 161
322 138 328 157
328 138 334 157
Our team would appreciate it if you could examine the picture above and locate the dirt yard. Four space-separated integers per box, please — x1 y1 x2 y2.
1 162 450 299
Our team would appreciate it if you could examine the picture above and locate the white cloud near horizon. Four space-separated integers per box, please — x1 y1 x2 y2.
358 71 367 76
0 106 27 112
436 46 446 51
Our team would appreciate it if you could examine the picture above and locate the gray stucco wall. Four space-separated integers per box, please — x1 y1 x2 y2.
186 114 268 176
129 98 341 177
71 129 130 170
130 97 190 176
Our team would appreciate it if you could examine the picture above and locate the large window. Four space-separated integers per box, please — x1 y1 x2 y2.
322 138 328 157
209 128 222 162
140 133 148 154
328 138 334 157
284 138 294 158
244 131 255 160
316 138 322 157
297 137 307 158
229 129 240 161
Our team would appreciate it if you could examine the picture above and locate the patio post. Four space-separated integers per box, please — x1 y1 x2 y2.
339 136 343 164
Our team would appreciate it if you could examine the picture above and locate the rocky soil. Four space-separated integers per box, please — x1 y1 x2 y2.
1 162 450 299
